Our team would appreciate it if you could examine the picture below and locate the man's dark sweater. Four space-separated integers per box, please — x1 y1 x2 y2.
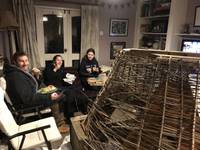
4 64 52 109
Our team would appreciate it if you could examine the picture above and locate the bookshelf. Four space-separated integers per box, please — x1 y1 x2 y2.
134 0 188 51
139 0 171 50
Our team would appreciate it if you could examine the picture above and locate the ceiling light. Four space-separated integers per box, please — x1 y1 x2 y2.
42 16 48 22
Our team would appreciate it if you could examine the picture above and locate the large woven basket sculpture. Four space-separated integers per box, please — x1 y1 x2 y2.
83 49 200 150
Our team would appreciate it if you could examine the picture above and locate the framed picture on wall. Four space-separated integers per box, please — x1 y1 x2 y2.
109 19 129 36
110 42 126 59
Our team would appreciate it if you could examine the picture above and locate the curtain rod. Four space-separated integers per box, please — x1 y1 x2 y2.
35 5 80 11
38 0 99 6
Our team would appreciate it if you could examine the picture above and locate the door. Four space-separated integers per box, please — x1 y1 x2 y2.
36 7 81 67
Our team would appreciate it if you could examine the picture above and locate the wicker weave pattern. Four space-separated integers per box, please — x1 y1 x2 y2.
84 49 200 150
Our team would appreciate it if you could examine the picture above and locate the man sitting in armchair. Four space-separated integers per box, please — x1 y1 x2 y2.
4 51 69 133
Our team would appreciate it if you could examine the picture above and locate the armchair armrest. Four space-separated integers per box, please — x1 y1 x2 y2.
8 125 51 150
13 104 52 124
16 104 49 113
8 125 50 139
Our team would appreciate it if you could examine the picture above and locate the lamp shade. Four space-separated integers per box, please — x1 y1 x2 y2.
0 11 18 29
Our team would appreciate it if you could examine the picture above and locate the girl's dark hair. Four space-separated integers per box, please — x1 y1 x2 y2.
53 55 62 63
86 48 95 55
12 51 27 64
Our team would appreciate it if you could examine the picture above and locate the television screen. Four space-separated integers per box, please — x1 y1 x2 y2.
181 39 200 53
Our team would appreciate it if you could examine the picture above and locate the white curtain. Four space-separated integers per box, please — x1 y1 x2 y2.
0 30 16 63
81 5 99 60
12 0 40 68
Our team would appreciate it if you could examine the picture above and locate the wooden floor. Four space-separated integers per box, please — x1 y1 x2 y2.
51 132 69 149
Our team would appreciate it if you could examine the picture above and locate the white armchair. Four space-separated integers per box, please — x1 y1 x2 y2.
0 87 62 149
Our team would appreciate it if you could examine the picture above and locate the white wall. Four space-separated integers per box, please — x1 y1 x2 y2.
165 0 188 51
98 3 136 65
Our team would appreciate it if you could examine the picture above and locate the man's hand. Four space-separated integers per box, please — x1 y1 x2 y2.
51 92 62 100
53 64 62 72
32 68 41 79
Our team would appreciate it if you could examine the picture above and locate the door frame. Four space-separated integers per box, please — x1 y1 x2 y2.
35 6 80 67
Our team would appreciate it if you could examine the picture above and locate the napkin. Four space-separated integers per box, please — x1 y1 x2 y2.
63 73 76 84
